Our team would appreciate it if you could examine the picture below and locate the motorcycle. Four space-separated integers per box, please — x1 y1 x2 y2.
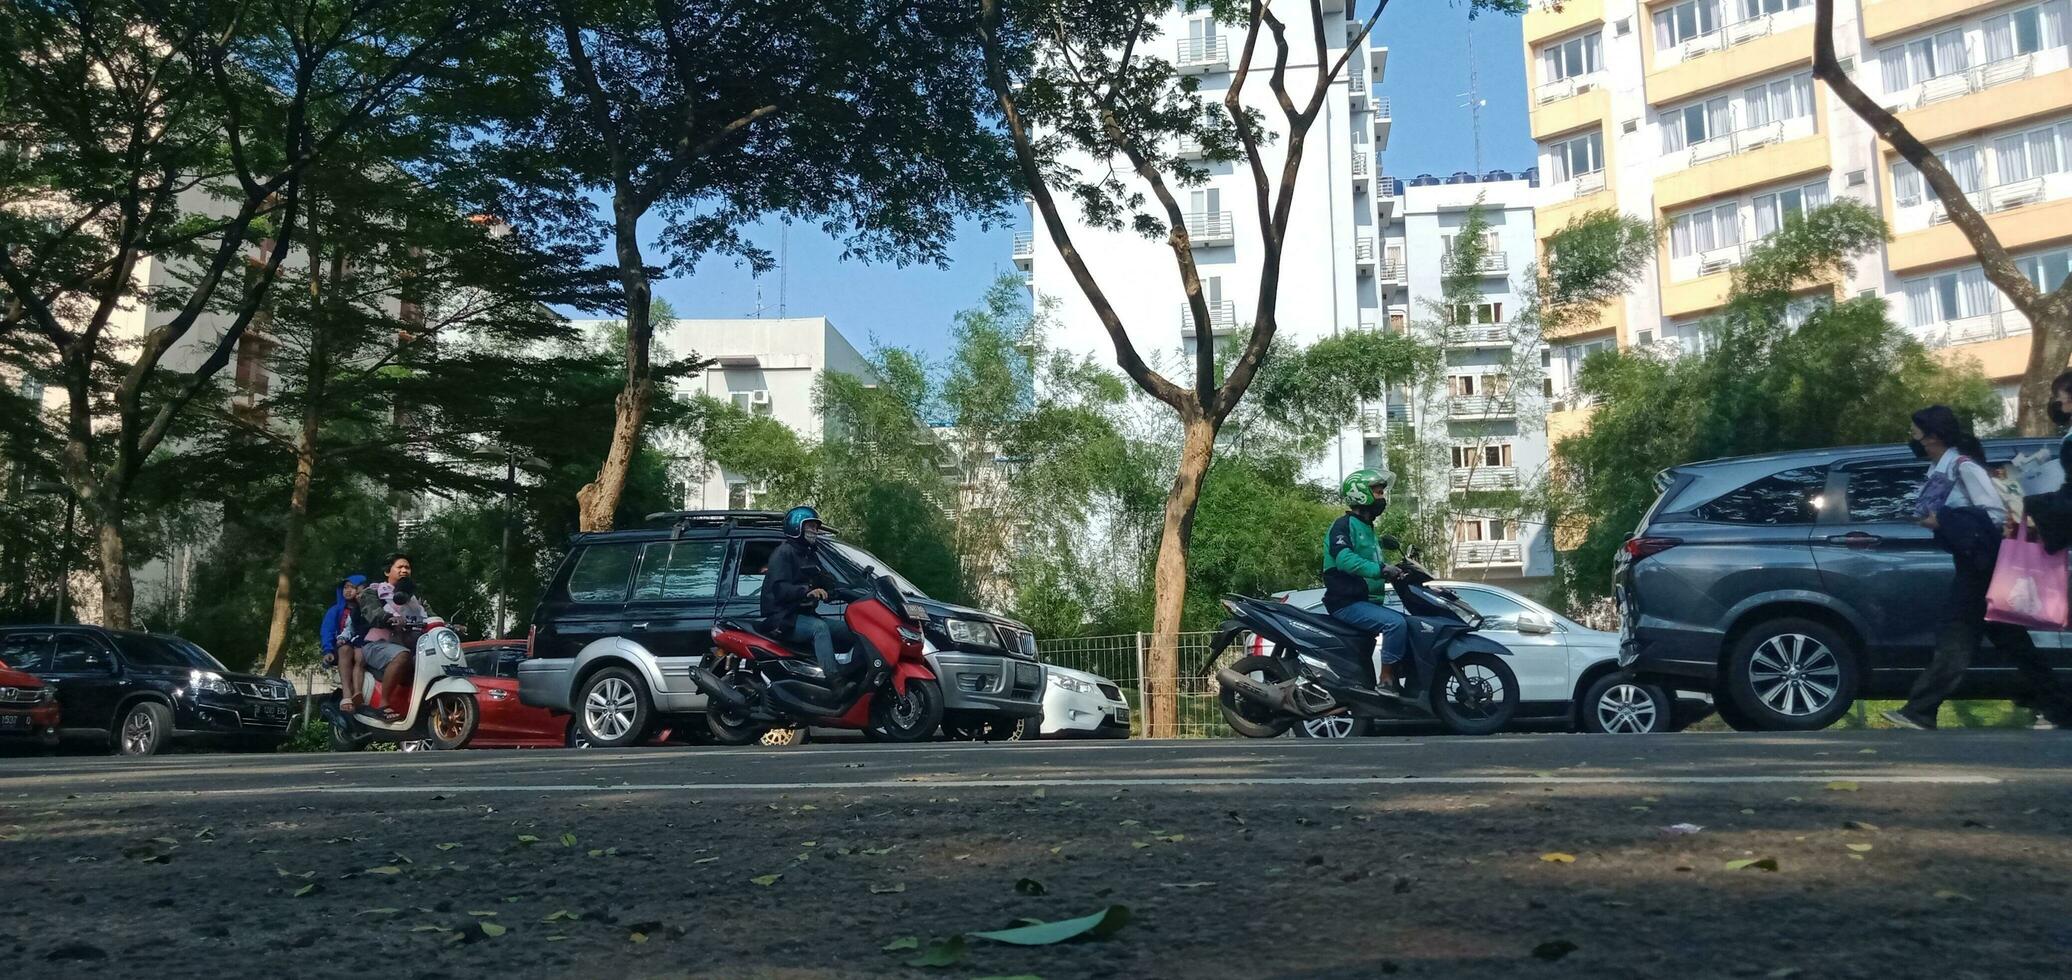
1209 539 1520 737
694 573 944 745
320 619 480 751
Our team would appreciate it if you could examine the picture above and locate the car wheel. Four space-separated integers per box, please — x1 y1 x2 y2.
565 719 593 749
1293 715 1372 738
577 667 652 748
1579 674 1671 734
113 701 171 757
1725 617 1860 731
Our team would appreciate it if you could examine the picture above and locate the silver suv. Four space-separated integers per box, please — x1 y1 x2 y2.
1616 438 2072 731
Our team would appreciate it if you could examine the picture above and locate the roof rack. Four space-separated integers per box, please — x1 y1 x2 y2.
638 510 789 539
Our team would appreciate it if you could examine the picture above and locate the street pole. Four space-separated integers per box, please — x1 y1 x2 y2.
494 447 514 638
54 494 74 624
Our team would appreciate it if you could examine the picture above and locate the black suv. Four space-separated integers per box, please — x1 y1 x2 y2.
1616 437 2072 731
0 626 297 755
517 511 1046 746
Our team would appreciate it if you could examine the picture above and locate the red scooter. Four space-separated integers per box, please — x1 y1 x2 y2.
694 573 944 745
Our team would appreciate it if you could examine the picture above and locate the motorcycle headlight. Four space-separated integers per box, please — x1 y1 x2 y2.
944 618 1002 649
1047 672 1093 695
896 626 923 644
434 630 462 662
189 670 233 696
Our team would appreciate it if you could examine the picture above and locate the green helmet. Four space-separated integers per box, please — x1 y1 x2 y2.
1340 467 1391 508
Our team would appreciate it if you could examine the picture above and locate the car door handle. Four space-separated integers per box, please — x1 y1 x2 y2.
1826 532 1883 548
629 622 649 632
487 689 510 701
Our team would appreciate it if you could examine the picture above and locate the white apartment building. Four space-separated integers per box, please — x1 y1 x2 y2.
1014 2 1390 485
1524 0 2072 432
568 316 875 511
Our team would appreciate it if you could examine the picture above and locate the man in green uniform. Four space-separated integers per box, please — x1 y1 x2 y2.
1321 467 1409 697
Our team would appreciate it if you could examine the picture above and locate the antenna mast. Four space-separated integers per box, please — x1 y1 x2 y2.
1458 26 1487 173
777 220 789 318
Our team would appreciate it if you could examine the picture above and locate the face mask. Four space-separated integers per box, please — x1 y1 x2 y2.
2051 401 2071 428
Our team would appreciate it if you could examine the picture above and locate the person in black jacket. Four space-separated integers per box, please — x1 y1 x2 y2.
2020 370 2072 553
762 506 852 681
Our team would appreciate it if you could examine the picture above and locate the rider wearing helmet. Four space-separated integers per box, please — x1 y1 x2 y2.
762 506 853 683
1322 467 1410 697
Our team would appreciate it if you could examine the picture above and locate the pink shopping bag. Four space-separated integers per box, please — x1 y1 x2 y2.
1985 527 2070 630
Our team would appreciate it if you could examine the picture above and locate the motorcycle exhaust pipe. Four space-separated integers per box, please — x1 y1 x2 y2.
688 666 749 710
1216 667 1294 711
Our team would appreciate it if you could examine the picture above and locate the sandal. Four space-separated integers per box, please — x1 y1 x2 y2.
338 697 356 713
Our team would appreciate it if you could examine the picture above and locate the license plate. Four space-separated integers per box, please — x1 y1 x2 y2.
257 704 287 721
1111 707 1131 724
0 714 25 729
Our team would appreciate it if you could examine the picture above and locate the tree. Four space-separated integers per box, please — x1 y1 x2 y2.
493 0 1018 532
0 0 505 627
1550 201 2001 604
974 0 1522 733
1813 0 2072 434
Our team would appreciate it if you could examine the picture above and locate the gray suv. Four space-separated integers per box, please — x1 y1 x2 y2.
1616 438 2072 731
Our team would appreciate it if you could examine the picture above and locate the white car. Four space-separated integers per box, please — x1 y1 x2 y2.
1040 665 1132 739
1265 584 1709 737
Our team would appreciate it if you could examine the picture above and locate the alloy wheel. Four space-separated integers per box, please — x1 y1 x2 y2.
886 688 923 731
122 710 156 755
428 699 468 743
585 677 637 741
1747 633 1841 717
1594 683 1659 734
1300 716 1359 738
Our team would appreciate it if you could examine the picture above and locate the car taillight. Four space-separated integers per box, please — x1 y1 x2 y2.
1622 536 1681 561
525 625 538 658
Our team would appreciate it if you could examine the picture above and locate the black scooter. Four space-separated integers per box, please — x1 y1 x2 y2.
1209 540 1521 737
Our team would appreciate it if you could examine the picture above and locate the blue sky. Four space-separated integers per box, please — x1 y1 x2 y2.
640 4 1535 355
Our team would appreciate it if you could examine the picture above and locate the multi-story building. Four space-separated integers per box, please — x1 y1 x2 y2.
1523 0 2072 441
567 315 875 510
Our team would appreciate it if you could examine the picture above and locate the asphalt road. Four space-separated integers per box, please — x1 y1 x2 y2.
5 733 2070 979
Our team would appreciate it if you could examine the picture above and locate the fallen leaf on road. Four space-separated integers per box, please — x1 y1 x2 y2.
860 846 898 856
1118 819 1139 827
1539 852 1577 864
1824 781 1859 792
541 910 578 923
970 906 1131 946
799 804 819 811
1739 808 1757 815
909 936 967 968
1531 940 1579 962
515 835 539 845
882 936 920 952
1663 823 1704 835
1933 890 1973 902
436 843 461 851
560 833 577 848
628 932 648 944
1843 820 1881 832
293 884 318 898
277 867 316 880
468 911 497 917
871 883 907 895
693 857 720 864
1160 881 1216 890
410 925 448 933
479 922 507 938
1130 841 1151 849
1031 788 1046 799
1724 857 1780 872
1845 844 1874 853
750 874 782 887
1858 748 1877 754
365 866 402 876
1014 878 1046 896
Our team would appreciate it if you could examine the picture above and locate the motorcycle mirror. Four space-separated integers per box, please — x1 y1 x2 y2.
1378 535 1402 551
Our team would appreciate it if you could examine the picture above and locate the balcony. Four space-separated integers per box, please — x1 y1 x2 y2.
1922 310 2031 349
1359 402 1415 438
1011 231 1033 270
1533 73 1601 107
1378 259 1405 284
1351 150 1371 180
1646 17 1816 107
1446 324 1511 349
1441 252 1510 277
1355 236 1376 269
1176 134 1207 160
1183 211 1235 248
1180 299 1238 337
1883 55 2048 114
1455 541 1525 567
1654 130 1827 211
1373 96 1392 148
1176 36 1230 74
1448 396 1516 420
1451 467 1521 492
1652 10 1810 73
1348 63 1367 106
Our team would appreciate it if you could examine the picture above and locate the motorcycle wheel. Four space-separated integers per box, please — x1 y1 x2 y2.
705 672 771 746
760 726 809 747
869 678 945 743
419 693 478 750
1430 651 1519 736
325 707 367 753
1217 655 1295 738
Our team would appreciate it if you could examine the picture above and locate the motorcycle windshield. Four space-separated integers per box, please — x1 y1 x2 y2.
1395 584 1480 628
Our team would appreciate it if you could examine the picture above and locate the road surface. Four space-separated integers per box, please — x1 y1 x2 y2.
4 733 2069 978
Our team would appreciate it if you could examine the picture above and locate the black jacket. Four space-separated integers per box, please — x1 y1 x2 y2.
760 538 838 635
2025 434 2072 554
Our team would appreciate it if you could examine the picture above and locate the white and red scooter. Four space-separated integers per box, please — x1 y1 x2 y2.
320 618 480 751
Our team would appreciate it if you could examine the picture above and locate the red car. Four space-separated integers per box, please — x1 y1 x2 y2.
0 663 61 748
459 641 586 747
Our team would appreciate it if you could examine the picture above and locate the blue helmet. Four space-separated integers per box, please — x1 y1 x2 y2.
784 506 822 538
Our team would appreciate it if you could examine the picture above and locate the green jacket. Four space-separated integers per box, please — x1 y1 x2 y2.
1322 513 1389 610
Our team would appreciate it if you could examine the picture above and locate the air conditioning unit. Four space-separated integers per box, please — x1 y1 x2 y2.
750 389 771 407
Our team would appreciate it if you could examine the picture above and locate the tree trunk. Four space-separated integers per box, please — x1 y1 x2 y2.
576 202 657 533
2016 305 2072 436
95 517 134 629
260 447 318 677
1145 414 1218 737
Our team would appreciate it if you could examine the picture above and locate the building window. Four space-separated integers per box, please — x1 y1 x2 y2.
1653 0 1721 50
1450 302 1505 325
1891 142 1984 207
1636 329 1656 346
1740 72 1814 129
1454 518 1517 542
1662 96 1731 153
1668 202 1743 259
727 481 750 510
1752 179 1830 237
234 334 272 396
1546 130 1604 184
17 375 43 404
730 389 773 415
2019 247 2072 292
1452 444 1513 468
1450 374 1479 397
1903 267 1999 326
1991 121 2068 184
1741 0 1806 16
1984 4 2068 63
1539 31 1602 84
1878 30 1969 92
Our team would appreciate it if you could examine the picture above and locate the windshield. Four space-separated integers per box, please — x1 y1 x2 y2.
825 541 928 599
114 633 229 672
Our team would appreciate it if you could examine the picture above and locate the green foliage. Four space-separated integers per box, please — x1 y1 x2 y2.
1182 457 1339 626
1551 202 1998 604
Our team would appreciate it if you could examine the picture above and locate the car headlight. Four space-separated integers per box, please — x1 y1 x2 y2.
1048 672 1093 695
943 618 1002 649
189 670 233 696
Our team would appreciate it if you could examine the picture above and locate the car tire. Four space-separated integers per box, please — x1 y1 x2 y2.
113 701 171 757
1293 715 1372 738
577 667 652 748
565 719 593 749
1724 617 1860 731
1579 674 1671 734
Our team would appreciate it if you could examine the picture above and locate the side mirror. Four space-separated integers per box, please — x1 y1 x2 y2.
1378 536 1402 551
1515 612 1556 635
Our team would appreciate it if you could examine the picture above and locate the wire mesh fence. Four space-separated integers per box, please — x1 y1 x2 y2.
1039 631 1249 738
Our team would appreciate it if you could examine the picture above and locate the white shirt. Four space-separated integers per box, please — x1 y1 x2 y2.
1931 451 2005 524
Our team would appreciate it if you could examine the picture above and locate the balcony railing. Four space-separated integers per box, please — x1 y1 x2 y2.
1354 236 1375 262
1451 466 1520 491
1533 73 1600 106
1887 54 2042 112
1183 211 1235 247
1448 396 1516 419
1348 63 1367 102
1351 151 1371 178
1176 135 1206 159
1441 252 1510 276
1358 403 1415 437
1011 231 1033 267
1923 310 2031 349
1695 242 1747 277
1374 96 1391 120
1446 324 1511 348
1378 259 1405 283
1180 299 1238 336
1176 36 1230 73
1377 176 1403 197
1454 541 1524 567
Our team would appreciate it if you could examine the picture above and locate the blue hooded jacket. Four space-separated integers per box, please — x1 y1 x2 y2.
320 575 369 656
